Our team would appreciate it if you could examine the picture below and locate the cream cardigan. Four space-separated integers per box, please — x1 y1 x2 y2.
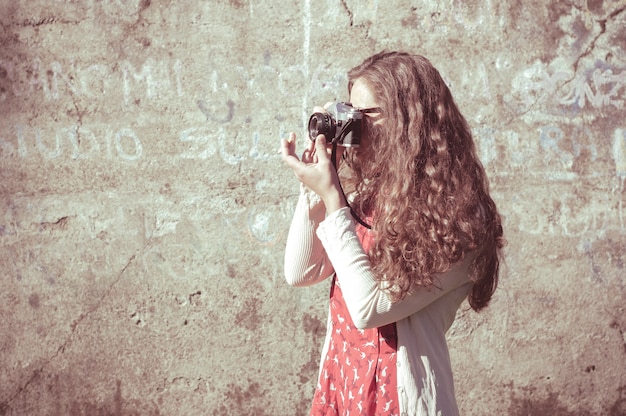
284 188 473 416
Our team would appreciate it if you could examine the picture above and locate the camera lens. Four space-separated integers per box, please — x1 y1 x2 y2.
308 112 335 142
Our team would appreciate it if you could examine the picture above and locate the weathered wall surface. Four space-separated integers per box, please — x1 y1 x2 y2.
1 0 625 415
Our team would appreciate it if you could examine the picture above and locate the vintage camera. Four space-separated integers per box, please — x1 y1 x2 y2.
308 102 364 147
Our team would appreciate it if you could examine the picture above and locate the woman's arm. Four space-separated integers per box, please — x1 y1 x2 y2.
281 131 345 287
284 185 336 287
316 207 472 329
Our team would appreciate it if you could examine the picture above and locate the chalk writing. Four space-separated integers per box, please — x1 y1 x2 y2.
219 128 246 165
0 122 285 164
511 60 626 113
2 51 623 186
114 128 143 160
538 125 598 169
0 125 142 160
122 59 184 106
246 198 296 245
178 127 218 160
474 127 497 166
560 66 625 109
248 208 275 244
4 122 625 181
249 131 281 162
180 126 283 165
0 58 184 105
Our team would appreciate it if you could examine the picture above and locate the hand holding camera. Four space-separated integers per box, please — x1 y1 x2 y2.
308 102 366 147
280 131 347 214
281 101 382 213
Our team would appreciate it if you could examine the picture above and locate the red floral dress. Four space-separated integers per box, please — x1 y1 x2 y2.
310 224 399 416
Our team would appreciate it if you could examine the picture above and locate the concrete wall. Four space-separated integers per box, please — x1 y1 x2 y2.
1 1 625 415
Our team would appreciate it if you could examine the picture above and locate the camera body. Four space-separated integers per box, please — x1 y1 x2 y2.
308 102 364 147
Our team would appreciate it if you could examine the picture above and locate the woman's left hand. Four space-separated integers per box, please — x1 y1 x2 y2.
280 132 347 213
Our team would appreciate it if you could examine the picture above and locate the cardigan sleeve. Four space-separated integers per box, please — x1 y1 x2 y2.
283 185 336 287
316 207 472 329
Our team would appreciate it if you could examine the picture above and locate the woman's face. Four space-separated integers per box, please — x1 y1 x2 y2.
349 78 384 154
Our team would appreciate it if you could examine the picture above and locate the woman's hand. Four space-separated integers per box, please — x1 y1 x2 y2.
280 132 347 214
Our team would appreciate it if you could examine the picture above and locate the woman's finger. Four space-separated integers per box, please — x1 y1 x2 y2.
314 135 330 162
280 133 296 159
301 136 317 163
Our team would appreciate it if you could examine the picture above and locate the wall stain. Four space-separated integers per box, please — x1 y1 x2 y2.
300 312 326 384
28 293 40 308
508 385 626 416
0 378 161 416
217 380 270 416
235 297 261 331
609 319 626 354
229 0 246 8
609 385 626 416
197 98 235 123
509 391 592 416
302 312 324 338
39 216 71 231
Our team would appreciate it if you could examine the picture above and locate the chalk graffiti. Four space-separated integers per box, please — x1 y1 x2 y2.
114 128 143 160
2 49 624 189
245 200 295 245
474 127 497 166
3 121 624 180
0 58 184 105
122 59 184 106
178 127 218 160
538 124 597 169
0 125 142 160
247 207 276 244
560 66 625 109
511 60 626 113
179 126 282 164
0 122 286 164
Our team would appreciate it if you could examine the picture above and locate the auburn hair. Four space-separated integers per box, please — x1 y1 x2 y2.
342 51 505 311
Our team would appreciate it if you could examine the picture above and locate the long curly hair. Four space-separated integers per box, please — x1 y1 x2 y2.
342 51 505 311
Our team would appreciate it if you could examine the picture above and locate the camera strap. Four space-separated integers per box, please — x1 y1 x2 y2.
330 141 372 230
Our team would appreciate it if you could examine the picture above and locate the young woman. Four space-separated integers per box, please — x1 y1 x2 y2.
281 51 505 416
